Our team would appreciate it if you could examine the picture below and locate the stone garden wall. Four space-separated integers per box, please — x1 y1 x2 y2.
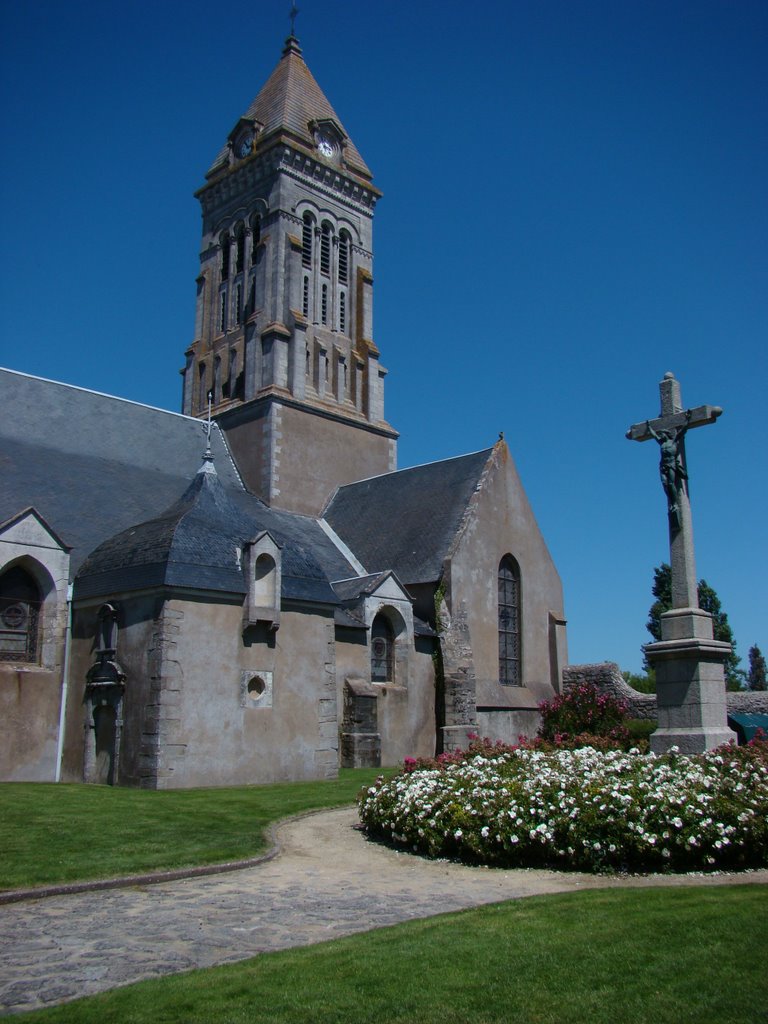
563 662 768 720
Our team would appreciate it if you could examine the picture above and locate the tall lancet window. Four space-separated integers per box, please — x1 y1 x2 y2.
302 213 313 269
338 231 350 285
498 555 522 686
234 224 245 274
320 222 331 277
220 232 230 281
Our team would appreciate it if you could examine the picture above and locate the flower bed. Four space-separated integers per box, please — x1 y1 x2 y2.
358 741 768 874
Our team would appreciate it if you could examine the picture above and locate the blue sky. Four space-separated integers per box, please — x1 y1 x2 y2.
1 0 766 674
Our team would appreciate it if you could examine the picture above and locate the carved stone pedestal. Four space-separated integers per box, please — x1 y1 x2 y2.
645 608 736 754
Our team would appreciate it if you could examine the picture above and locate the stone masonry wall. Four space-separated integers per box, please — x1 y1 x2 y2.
563 662 768 720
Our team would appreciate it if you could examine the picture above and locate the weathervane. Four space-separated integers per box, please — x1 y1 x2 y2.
289 0 299 36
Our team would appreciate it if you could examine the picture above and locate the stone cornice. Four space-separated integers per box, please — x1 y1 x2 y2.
197 137 380 218
215 391 398 440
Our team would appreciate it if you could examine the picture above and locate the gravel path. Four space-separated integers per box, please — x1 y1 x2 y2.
1 806 765 1016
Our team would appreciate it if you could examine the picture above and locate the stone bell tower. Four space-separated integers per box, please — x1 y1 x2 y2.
181 34 398 516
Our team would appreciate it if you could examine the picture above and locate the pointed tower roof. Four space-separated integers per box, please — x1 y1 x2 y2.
205 36 372 182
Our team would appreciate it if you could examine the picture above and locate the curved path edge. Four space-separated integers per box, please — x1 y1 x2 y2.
1 806 767 1017
0 807 330 906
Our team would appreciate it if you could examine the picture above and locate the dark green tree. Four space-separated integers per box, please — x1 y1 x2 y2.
747 645 767 691
644 563 742 688
645 563 671 647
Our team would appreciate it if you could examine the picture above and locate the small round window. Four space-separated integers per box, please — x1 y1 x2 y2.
247 676 266 701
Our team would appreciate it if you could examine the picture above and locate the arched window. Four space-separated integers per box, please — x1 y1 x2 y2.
198 363 207 412
302 213 313 269
252 553 277 608
213 356 222 403
234 224 245 274
320 222 331 277
371 613 395 682
0 566 41 663
498 556 521 686
338 231 350 285
251 213 261 251
220 232 230 281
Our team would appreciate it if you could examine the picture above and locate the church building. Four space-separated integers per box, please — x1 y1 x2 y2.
0 34 567 787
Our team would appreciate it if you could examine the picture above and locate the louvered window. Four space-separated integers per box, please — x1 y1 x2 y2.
303 276 309 318
320 223 331 276
219 290 228 333
302 214 313 268
321 284 328 325
220 233 230 281
338 232 349 285
339 291 346 333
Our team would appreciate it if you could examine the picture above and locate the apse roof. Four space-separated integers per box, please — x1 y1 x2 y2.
324 449 494 585
205 36 372 181
75 459 343 604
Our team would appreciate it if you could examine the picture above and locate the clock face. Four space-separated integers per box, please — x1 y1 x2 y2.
237 134 254 159
316 135 335 158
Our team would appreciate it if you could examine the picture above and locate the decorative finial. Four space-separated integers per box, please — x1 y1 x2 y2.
203 390 214 462
498 430 504 442
289 0 299 37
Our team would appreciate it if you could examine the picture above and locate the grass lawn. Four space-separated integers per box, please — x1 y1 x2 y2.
12 885 768 1023
0 769 386 890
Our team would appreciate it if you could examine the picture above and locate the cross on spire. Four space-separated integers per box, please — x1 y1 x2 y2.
289 0 299 37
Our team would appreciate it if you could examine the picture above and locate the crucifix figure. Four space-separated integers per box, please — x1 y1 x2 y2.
626 372 733 753
645 410 691 530
626 371 722 611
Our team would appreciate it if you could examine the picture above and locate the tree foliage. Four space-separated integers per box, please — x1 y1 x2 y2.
644 563 742 688
747 645 767 691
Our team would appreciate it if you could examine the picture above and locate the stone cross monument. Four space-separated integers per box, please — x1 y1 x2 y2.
626 372 736 753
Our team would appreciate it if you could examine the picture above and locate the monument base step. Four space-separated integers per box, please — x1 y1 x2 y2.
650 725 737 755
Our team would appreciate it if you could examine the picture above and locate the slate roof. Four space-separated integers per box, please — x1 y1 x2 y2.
332 573 388 603
0 369 356 603
0 369 241 577
205 36 372 182
76 460 342 605
324 449 494 586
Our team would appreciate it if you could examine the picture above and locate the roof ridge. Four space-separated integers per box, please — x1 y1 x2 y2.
335 446 495 491
0 367 197 422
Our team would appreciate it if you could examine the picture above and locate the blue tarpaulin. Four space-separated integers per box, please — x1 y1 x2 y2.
728 713 768 743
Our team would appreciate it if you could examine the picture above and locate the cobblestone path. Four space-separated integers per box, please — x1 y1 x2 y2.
1 807 765 1016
